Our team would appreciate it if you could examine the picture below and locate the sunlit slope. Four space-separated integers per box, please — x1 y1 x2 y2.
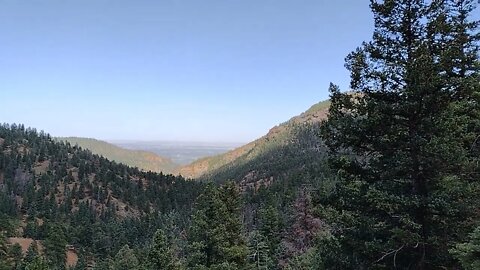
57 137 177 173
178 100 330 180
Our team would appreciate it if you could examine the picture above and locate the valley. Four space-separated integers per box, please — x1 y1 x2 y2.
111 140 242 166
1 1 479 269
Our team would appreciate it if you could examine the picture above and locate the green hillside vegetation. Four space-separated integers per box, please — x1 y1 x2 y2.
56 137 177 174
0 123 331 269
179 0 480 268
0 124 204 269
178 99 330 181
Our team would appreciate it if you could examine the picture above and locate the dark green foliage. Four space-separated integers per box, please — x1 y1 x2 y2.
73 253 88 270
0 233 10 270
450 226 480 270
219 182 249 266
44 224 67 269
257 205 281 262
320 0 479 268
9 243 22 269
92 260 110 270
187 183 248 269
204 123 328 186
247 231 272 270
112 244 140 270
146 229 182 270
0 123 204 268
24 256 49 270
21 242 41 269
0 215 16 241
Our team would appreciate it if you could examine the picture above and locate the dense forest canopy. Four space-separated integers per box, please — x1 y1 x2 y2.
0 124 204 269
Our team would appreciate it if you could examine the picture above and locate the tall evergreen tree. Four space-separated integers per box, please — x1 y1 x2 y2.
147 229 182 270
247 231 272 270
320 0 479 268
112 244 140 270
257 205 282 265
44 224 67 269
219 182 249 268
187 183 248 269
188 184 229 269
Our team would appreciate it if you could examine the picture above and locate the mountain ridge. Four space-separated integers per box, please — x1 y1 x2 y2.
56 137 177 174
177 99 330 179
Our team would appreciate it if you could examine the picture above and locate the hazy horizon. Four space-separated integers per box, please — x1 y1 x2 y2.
113 140 243 164
108 139 246 146
1 0 373 142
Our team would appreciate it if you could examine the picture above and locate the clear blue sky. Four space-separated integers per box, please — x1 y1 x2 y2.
1 0 373 142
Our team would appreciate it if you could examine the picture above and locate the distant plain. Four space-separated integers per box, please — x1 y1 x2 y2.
110 140 243 165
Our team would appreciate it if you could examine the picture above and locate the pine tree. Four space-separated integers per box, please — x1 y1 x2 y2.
187 183 229 269
257 205 281 264
112 244 140 270
44 224 67 269
187 183 248 269
450 226 480 270
146 229 181 270
320 0 479 268
247 231 272 270
219 182 249 268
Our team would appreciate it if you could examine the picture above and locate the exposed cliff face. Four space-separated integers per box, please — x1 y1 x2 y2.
177 100 330 179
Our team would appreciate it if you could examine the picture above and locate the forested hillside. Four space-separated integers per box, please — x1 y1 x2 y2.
0 124 203 269
0 124 330 269
56 137 177 174
178 100 330 183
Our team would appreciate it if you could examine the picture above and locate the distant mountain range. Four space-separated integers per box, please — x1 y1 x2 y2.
55 137 178 174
